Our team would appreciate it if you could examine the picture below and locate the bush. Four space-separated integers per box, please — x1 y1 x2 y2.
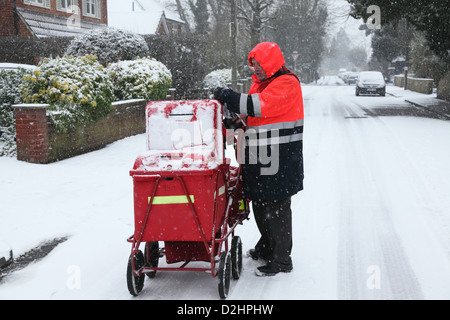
144 34 208 99
0 36 72 65
20 55 115 132
66 28 150 66
108 57 172 101
0 68 33 156
203 68 234 90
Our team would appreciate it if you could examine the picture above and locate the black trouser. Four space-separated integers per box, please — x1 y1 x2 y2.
252 197 293 269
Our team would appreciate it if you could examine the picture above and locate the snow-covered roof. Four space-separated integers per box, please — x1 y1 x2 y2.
107 0 184 35
16 7 106 38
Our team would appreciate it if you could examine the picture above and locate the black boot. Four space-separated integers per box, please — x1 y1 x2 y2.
255 262 293 277
247 249 270 261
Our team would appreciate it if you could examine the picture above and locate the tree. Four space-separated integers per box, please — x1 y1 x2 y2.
206 0 232 70
237 0 276 48
174 0 192 32
346 0 450 68
188 0 210 35
410 31 447 82
370 22 404 70
270 0 328 82
348 47 368 69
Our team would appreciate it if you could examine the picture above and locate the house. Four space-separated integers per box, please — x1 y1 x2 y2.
107 0 186 35
0 0 107 38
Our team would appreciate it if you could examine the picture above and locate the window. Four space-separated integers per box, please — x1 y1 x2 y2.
57 0 79 13
86 0 95 15
24 0 51 9
62 0 73 9
83 0 100 18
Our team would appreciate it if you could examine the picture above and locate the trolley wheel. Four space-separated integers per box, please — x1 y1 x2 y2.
144 241 159 278
126 250 145 296
217 251 231 299
230 236 242 279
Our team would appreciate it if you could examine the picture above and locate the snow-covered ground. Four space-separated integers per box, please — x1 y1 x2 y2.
1 76 450 300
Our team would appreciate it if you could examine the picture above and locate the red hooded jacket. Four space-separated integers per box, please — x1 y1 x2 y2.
246 42 304 127
222 42 304 200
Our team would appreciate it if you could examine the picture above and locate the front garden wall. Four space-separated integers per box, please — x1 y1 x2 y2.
13 99 147 164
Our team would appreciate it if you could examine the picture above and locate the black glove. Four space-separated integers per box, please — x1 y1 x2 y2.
213 87 231 104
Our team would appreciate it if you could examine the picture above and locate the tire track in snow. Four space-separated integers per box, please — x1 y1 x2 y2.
332 93 424 299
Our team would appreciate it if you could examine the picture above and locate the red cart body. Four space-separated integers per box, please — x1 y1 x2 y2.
126 100 249 298
131 169 226 242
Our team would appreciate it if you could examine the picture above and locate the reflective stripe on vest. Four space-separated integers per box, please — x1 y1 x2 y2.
245 119 304 147
239 93 262 117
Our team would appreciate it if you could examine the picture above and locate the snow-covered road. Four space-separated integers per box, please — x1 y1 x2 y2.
1 77 450 300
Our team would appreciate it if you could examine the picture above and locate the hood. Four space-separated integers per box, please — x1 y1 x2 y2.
248 42 286 79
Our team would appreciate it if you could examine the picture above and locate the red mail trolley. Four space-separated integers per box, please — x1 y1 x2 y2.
126 99 249 299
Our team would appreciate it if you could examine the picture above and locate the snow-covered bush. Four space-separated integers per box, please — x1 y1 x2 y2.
20 55 114 132
0 68 31 156
203 68 235 90
107 57 172 101
66 28 150 66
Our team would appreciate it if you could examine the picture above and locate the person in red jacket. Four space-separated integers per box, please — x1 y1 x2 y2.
214 42 304 276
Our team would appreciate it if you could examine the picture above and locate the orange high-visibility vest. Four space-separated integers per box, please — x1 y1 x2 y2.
238 42 304 200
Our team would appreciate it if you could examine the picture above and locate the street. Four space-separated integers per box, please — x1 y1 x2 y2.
1 77 450 299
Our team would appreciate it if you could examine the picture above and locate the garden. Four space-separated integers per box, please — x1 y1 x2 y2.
0 28 233 158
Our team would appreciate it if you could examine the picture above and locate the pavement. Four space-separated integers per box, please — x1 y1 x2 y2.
386 85 450 121
404 97 450 121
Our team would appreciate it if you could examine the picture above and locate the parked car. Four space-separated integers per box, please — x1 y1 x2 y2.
342 72 351 83
356 71 386 96
338 68 347 79
347 72 359 85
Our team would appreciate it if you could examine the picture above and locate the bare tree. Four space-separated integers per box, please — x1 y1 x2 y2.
174 0 192 32
237 0 275 48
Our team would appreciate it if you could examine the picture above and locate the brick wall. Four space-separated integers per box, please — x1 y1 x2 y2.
13 99 147 164
17 0 108 25
0 0 108 38
14 104 49 163
0 0 16 37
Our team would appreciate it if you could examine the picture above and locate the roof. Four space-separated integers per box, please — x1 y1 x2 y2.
107 0 184 35
16 7 106 38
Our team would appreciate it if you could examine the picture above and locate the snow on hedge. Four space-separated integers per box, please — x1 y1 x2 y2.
107 57 172 101
0 68 32 156
203 68 235 90
66 28 150 66
20 55 114 132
